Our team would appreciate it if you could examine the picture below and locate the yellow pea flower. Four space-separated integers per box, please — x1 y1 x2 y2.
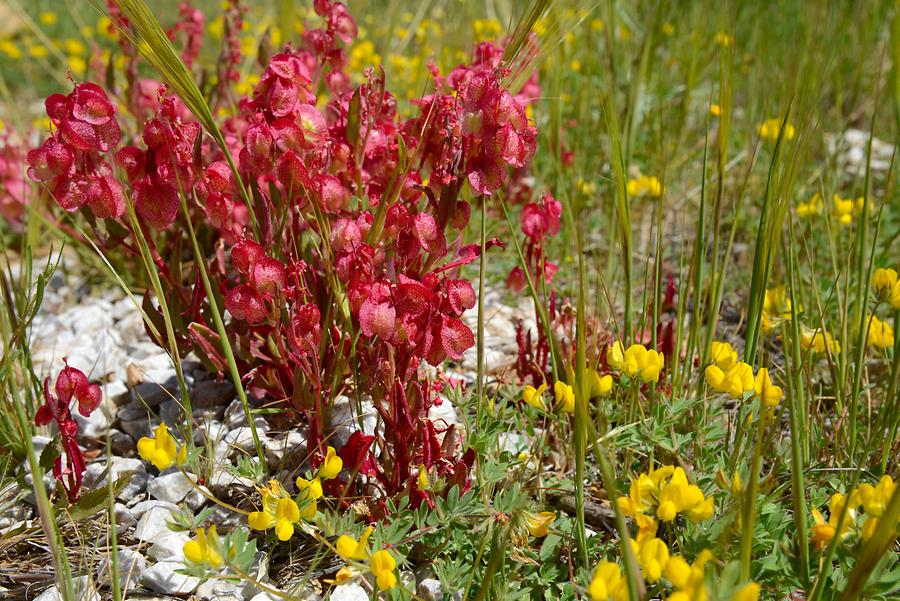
754 367 783 407
632 536 669 583
183 526 223 568
554 381 575 413
587 561 626 601
666 550 713 601
370 550 397 590
763 286 792 318
856 475 895 517
866 315 894 349
714 32 733 47
709 103 722 117
656 467 713 523
800 328 840 355
810 492 857 550
524 511 556 537
709 341 738 370
832 194 862 226
318 446 343 479
335 526 397 591
336 526 373 561
523 383 547 409
797 193 823 217
734 582 761 601
608 342 664 383
40 11 59 26
705 361 754 398
626 175 664 198
137 423 187 471
417 465 430 491
873 268 898 299
590 370 614 397
248 480 303 541
758 118 795 141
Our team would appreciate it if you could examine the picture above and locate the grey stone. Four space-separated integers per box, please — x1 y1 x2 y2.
133 504 177 543
330 396 379 450
147 471 198 504
329 583 368 601
130 499 179 519
418 578 444 601
96 548 146 591
196 578 255 601
34 575 100 601
264 429 308 468
140 559 200 595
224 427 260 454
83 457 148 499
147 530 191 561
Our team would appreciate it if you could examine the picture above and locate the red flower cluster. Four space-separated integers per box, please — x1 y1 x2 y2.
34 364 102 502
26 1 543 508
27 83 125 219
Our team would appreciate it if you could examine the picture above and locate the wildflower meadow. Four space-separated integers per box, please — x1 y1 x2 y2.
0 1 898 600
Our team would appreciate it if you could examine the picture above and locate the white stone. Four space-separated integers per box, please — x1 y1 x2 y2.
418 579 444 601
34 575 100 601
147 531 191 561
196 578 255 601
147 471 198 504
329 583 368 601
133 504 177 543
130 499 179 518
224 427 260 454
96 548 146 592
330 396 380 449
140 559 200 595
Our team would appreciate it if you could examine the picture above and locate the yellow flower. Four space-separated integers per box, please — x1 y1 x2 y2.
705 361 754 398
810 492 857 550
714 32 734 47
183 526 223 568
335 527 397 591
554 381 575 413
0 40 22 59
709 103 722 117
523 383 547 409
758 118 795 141
370 550 397 590
416 465 430 491
590 19 605 33
800 328 840 355
28 45 49 59
318 446 343 479
873 268 899 301
608 342 664 383
856 475 895 517
867 315 894 349
473 18 503 42
661 22 675 36
63 39 86 55
590 370 613 397
763 286 792 318
656 467 713 523
626 175 664 198
68 55 87 76
797 193 823 218
587 561 626 601
248 480 303 541
832 193 857 226
754 368 782 407
40 11 59 26
336 526 373 561
295 476 322 520
666 550 712 601
137 423 187 471
734 582 761 601
709 341 738 370
524 511 555 537
631 536 669 583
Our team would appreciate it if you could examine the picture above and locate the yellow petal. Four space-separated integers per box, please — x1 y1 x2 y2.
183 539 204 564
275 518 294 541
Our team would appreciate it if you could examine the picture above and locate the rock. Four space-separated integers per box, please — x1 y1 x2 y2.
34 575 100 601
224 399 248 428
109 429 134 455
428 397 460 428
75 406 110 441
225 427 261 454
147 470 198 504
196 578 255 601
114 503 136 533
130 499 179 519
250 593 284 601
191 380 236 409
208 468 255 496
140 559 200 595
103 379 130 405
329 583 368 601
330 396 379 449
264 429 308 469
418 578 444 601
133 504 177 543
83 457 148 500
147 530 191 561
96 548 146 592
